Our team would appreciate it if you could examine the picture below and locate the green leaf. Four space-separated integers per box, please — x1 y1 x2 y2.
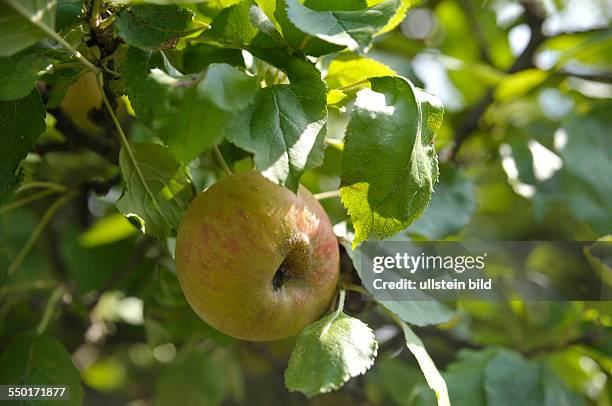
228 53 326 190
325 54 395 89
59 225 136 293
484 350 544 406
155 348 236 406
79 213 138 247
373 0 414 34
0 0 56 57
144 266 232 346
399 321 450 406
136 0 217 4
115 5 198 49
0 90 46 205
0 332 84 406
407 164 475 239
534 105 612 234
495 69 549 101
182 43 244 73
255 0 277 26
43 66 84 108
542 366 586 406
204 0 283 48
123 47 165 125
282 0 400 53
284 310 378 397
0 44 55 101
150 63 259 163
444 348 500 406
116 142 195 238
340 238 454 326
366 358 429 405
340 76 443 247
56 0 84 32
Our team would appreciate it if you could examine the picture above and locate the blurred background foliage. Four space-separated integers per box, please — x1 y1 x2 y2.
0 0 611 405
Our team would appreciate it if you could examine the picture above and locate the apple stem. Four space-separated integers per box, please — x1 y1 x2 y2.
314 190 340 200
333 289 346 318
342 283 371 299
324 138 344 151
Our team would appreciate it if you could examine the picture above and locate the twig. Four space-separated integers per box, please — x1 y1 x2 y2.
336 78 369 92
8 192 77 276
0 189 59 214
465 0 493 65
97 73 173 227
341 282 372 298
213 145 233 176
0 280 56 296
17 181 68 193
36 286 66 335
6 1 99 73
449 2 546 160
83 175 121 195
556 70 612 83
49 107 119 164
314 190 341 200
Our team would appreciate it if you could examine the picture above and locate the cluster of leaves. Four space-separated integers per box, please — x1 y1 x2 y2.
0 0 610 405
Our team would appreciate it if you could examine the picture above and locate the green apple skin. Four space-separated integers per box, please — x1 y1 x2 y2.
175 171 340 341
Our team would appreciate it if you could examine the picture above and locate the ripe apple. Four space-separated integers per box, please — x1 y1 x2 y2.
175 171 340 341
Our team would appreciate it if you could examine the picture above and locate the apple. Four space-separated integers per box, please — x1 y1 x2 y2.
175 171 340 341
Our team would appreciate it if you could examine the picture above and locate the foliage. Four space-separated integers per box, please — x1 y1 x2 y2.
0 0 610 405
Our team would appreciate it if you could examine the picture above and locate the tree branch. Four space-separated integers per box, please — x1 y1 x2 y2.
48 107 119 164
556 70 612 83
449 1 545 160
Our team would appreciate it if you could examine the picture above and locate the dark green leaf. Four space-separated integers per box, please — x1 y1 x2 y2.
56 0 84 32
281 0 400 54
43 66 84 108
0 332 84 406
150 63 258 163
116 142 195 238
444 348 500 406
155 348 236 406
115 5 197 49
0 0 56 57
0 90 46 204
182 43 244 73
340 76 443 247
366 358 428 405
59 225 136 294
205 0 284 48
542 366 586 406
228 52 326 190
285 310 378 397
484 350 544 406
0 45 53 101
123 47 165 125
534 105 612 234
144 266 232 346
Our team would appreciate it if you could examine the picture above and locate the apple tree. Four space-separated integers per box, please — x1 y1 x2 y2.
0 0 610 405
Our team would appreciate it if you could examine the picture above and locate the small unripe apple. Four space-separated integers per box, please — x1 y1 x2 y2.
175 171 340 341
